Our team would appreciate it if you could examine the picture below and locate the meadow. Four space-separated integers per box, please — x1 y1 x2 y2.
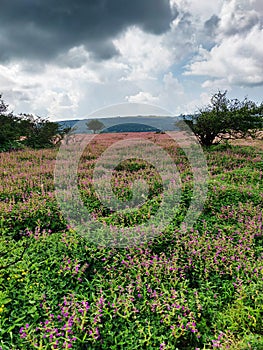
0 132 262 349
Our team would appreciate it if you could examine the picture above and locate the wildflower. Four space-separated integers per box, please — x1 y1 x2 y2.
160 342 166 350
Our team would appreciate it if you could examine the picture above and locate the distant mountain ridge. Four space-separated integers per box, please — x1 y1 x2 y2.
58 115 185 133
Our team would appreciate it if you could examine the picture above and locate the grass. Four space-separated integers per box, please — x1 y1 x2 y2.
0 132 262 349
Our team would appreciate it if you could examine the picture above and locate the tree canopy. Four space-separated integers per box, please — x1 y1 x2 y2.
181 91 263 146
0 94 69 151
86 119 105 134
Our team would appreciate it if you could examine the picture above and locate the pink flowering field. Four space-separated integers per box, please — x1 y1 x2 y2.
0 132 262 349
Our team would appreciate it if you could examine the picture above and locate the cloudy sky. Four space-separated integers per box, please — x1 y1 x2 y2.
0 0 262 120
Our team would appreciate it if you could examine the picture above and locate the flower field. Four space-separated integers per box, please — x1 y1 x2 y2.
0 132 262 349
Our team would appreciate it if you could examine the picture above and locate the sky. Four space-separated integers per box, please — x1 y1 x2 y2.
0 0 262 121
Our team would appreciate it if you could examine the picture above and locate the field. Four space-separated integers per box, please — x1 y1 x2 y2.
0 132 263 349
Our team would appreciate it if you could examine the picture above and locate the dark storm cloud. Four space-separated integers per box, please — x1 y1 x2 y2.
0 0 175 63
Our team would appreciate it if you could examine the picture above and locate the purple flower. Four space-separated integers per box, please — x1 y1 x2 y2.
160 342 166 350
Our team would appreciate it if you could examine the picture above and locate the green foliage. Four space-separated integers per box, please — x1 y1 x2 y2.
19 114 63 149
86 119 105 133
0 136 262 349
0 114 21 146
0 94 69 151
0 140 25 152
182 91 263 146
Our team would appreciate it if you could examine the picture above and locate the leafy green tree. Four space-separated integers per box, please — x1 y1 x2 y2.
0 94 22 149
0 114 20 145
19 114 67 149
0 93 70 151
86 119 105 133
181 91 263 146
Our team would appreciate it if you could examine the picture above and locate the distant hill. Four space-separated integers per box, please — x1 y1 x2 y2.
58 115 187 133
58 119 80 129
102 123 160 133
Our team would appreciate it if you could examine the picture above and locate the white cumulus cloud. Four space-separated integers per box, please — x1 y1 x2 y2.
185 0 263 87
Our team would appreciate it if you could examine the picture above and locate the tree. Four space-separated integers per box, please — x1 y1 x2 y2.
0 114 20 145
181 91 263 146
86 119 105 134
0 93 8 114
0 92 70 151
0 94 22 148
19 114 68 149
